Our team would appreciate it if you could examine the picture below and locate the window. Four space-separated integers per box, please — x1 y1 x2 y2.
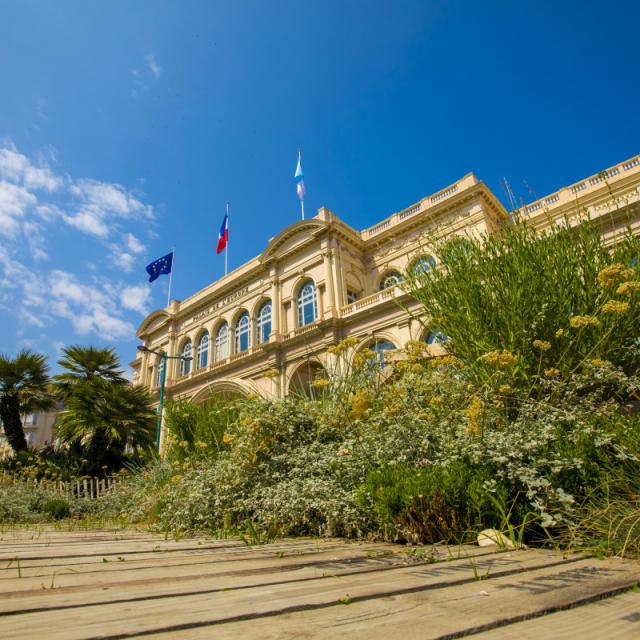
215 323 229 361
197 333 209 369
379 271 403 291
179 341 192 376
155 358 165 387
368 339 396 368
425 329 449 345
347 290 359 304
235 312 251 353
24 413 38 426
256 301 272 344
297 281 318 326
411 255 436 275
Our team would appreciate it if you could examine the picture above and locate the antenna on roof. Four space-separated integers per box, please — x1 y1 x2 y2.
502 177 518 212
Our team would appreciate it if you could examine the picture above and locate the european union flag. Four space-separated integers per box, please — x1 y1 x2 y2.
146 252 173 283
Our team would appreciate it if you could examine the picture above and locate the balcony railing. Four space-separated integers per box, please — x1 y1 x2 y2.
340 287 397 316
519 154 640 216
290 321 321 338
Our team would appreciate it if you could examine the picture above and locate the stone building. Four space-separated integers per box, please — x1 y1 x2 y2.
0 408 61 454
133 154 640 446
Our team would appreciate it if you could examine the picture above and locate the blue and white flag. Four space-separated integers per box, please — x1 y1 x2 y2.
294 152 306 200
145 252 173 282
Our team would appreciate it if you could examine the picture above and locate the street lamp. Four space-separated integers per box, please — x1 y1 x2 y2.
137 345 192 449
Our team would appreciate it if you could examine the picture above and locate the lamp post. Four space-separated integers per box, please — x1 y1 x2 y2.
137 345 192 450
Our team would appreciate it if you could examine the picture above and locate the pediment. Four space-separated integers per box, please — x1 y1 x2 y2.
137 310 170 336
260 219 328 262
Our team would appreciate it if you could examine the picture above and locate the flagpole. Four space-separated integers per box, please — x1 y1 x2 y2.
167 245 175 307
299 149 305 220
225 202 229 276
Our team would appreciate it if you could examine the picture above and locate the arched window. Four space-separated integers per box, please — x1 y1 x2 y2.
368 339 396 368
297 280 318 326
179 341 192 377
289 361 327 400
411 255 436 275
215 323 229 362
425 329 449 345
235 312 251 353
196 333 209 369
256 300 272 344
155 356 165 387
379 271 403 291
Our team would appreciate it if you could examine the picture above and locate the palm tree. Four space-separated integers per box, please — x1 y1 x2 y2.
54 346 155 474
0 350 53 453
54 345 126 399
55 379 155 475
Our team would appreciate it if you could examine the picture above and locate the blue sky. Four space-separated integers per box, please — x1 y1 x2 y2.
0 1 638 375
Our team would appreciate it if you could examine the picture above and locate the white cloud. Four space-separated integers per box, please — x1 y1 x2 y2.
70 179 148 218
22 221 48 261
64 210 110 237
0 181 37 237
0 249 47 309
131 54 162 96
111 250 136 272
48 270 136 340
144 54 161 80
0 145 62 192
125 232 145 254
0 141 159 346
65 179 153 239
34 202 64 221
120 284 150 315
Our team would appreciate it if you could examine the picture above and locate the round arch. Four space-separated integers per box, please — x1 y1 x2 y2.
291 278 318 327
287 359 327 399
287 274 316 301
377 269 403 291
348 331 399 365
229 306 250 326
250 294 272 318
190 378 262 405
409 254 437 275
137 310 170 335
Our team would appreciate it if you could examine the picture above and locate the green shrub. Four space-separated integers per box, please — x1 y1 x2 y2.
0 481 70 523
164 397 240 462
42 498 71 520
405 218 640 386
358 461 503 543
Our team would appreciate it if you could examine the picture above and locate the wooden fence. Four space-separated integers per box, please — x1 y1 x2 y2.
0 472 120 499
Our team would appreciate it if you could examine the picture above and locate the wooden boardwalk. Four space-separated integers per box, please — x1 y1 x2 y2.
1 527 639 639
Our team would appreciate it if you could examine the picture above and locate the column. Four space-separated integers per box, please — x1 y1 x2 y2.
332 240 346 313
322 249 336 316
270 275 281 338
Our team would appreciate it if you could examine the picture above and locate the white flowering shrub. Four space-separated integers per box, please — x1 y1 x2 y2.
96 217 640 552
106 350 638 547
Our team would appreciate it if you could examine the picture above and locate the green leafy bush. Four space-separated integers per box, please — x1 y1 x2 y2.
405 218 640 386
42 498 71 520
358 461 502 543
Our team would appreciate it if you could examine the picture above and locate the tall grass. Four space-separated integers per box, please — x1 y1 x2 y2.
405 218 640 386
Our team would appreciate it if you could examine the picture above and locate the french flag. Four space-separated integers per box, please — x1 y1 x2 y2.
216 211 228 254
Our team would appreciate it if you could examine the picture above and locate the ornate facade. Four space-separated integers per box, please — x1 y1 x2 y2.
133 154 640 446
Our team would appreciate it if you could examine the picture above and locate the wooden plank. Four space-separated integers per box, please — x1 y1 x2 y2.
0 547 514 610
0 538 360 567
0 540 407 577
2 528 638 640
151 559 640 640
0 541 475 585
2 552 590 639
472 590 640 639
